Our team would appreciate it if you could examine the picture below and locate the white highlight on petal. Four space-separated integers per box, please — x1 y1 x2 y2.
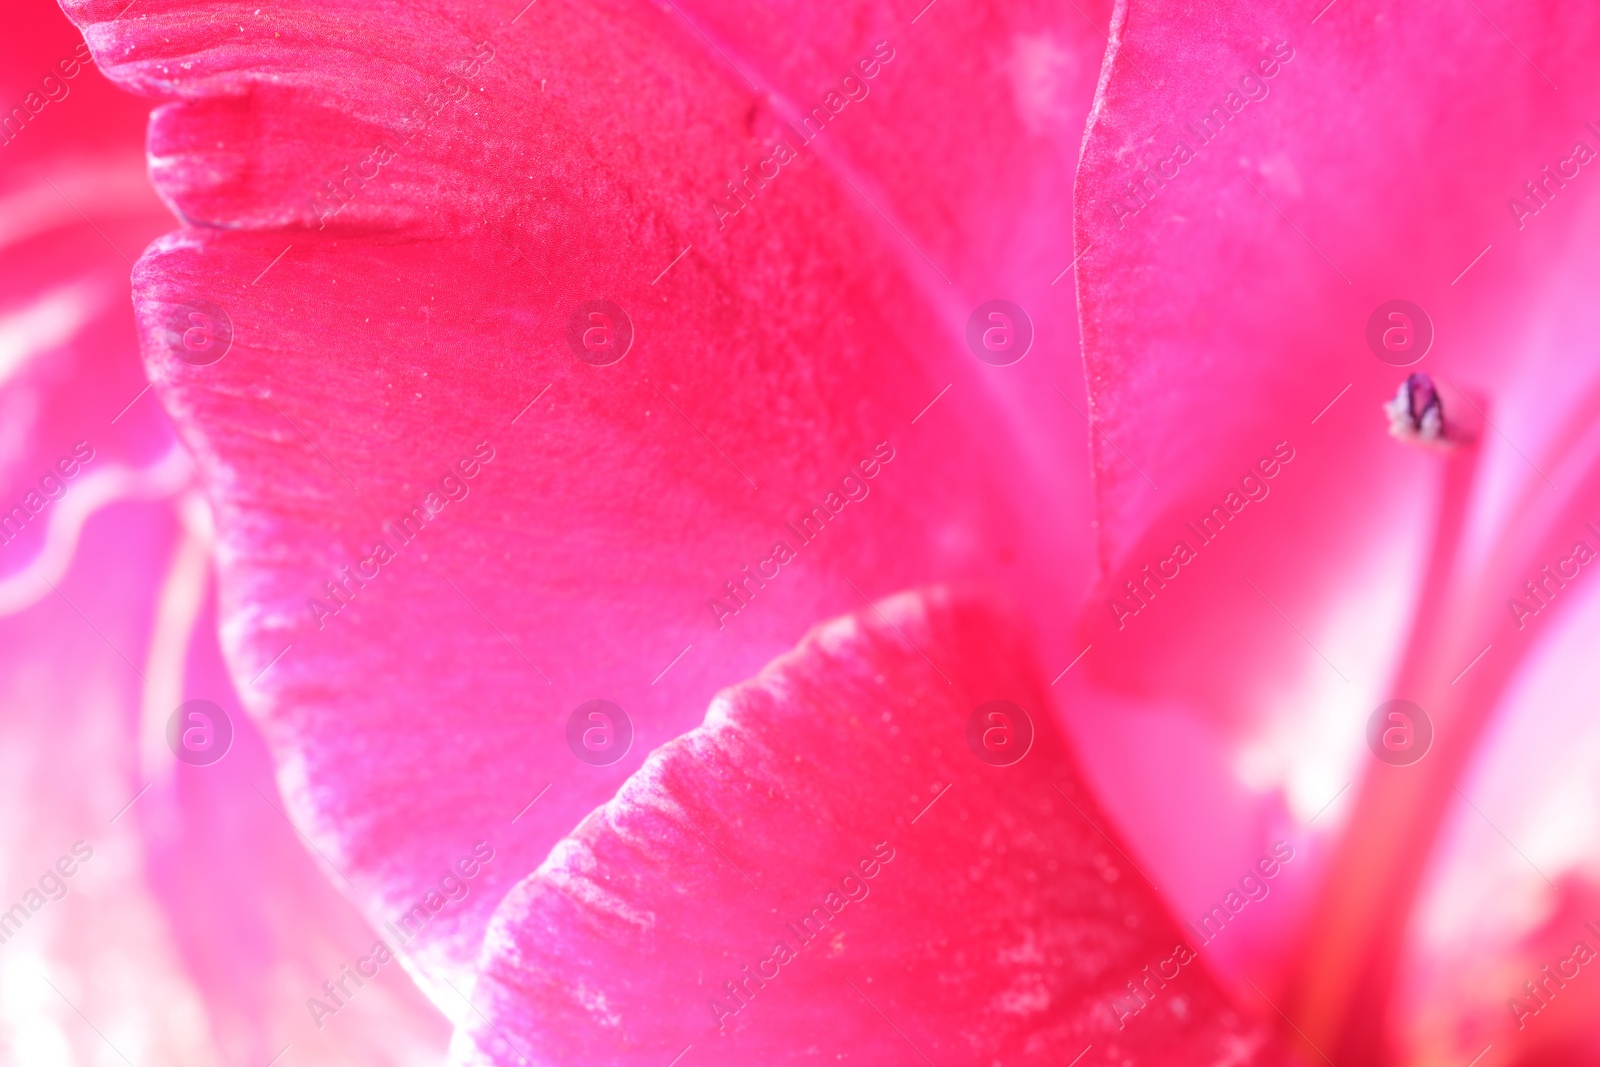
0 445 194 616
1008 33 1083 137
1419 577 1600 950
0 953 72 1067
0 278 114 388
1235 531 1421 828
1395 578 1600 1064
0 158 156 256
138 490 215 780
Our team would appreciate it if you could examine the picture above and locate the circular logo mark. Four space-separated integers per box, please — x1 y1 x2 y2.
1365 300 1433 367
163 300 233 366
965 699 1034 766
1366 699 1433 766
566 300 633 367
965 300 1033 367
566 699 634 766
166 699 234 766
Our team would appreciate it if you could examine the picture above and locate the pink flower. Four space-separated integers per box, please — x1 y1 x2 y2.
9 0 1598 1062
1 2 448 1062
1072 3 1600 1063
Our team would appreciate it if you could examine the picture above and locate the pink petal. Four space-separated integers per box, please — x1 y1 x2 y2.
673 0 1112 576
1076 2 1600 592
465 587 1280 1065
1395 576 1600 1063
1071 0 1600 723
1071 0 1600 1054
60 0 1108 993
3 2 453 1058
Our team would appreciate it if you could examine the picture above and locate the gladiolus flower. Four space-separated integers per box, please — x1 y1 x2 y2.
8 0 1600 1063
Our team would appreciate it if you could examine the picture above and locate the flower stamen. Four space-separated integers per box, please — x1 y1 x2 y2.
1385 372 1447 444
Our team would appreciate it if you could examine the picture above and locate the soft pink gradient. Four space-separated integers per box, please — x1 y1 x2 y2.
3 0 1598 1064
1074 3 1600 1063
1 2 447 1063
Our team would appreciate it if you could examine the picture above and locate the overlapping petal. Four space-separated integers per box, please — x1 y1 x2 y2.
1072 0 1600 1058
3 2 456 1060
463 587 1279 1065
58 0 1114 1005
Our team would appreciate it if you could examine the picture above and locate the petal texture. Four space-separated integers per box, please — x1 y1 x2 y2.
464 587 1278 1066
3 2 453 1059
1069 0 1600 1058
60 0 1109 998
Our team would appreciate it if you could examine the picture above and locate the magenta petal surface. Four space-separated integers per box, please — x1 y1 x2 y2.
1076 0 1600 583
1071 0 1600 1055
464 587 1279 1066
58 0 1109 997
2 2 455 1059
1073 0 1600 718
